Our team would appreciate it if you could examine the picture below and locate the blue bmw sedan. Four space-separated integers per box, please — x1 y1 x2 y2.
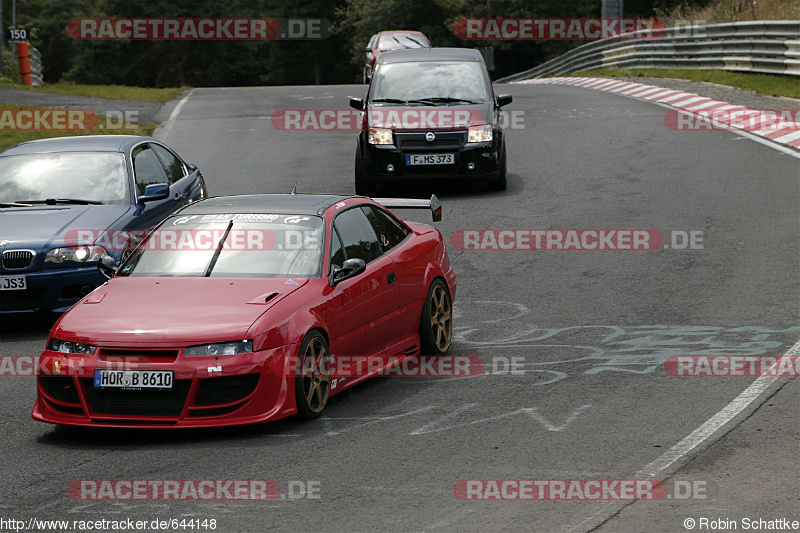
0 135 207 313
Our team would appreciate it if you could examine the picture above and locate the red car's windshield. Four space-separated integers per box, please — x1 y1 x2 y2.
118 214 325 278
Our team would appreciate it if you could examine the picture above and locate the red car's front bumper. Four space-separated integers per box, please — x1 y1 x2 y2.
32 344 300 428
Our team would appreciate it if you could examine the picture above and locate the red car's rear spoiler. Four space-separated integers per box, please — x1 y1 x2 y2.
373 194 442 222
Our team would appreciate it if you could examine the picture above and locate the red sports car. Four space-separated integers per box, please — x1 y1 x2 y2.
363 30 430 83
33 193 455 428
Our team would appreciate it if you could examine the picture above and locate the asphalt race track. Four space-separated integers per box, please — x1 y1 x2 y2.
1 82 798 532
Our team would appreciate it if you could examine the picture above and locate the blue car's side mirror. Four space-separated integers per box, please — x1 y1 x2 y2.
98 255 117 279
138 183 169 203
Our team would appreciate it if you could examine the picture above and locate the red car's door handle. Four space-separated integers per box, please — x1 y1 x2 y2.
387 272 396 286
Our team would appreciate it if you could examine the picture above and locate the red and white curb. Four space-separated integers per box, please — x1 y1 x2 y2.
516 77 800 151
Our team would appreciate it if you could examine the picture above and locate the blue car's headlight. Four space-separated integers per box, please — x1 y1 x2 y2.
184 340 253 356
48 338 96 354
45 245 108 264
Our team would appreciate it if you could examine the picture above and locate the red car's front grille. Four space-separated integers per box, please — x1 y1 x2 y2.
98 348 179 363
81 378 191 417
40 376 81 404
194 373 259 406
40 376 85 415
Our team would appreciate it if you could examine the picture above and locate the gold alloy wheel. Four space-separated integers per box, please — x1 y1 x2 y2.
300 336 330 414
429 284 452 352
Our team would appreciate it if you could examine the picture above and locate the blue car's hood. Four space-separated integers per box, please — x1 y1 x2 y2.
0 205 134 251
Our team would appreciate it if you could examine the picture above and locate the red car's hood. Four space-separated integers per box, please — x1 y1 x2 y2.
54 277 309 346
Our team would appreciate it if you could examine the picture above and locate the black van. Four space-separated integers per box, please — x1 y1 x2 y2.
349 48 513 195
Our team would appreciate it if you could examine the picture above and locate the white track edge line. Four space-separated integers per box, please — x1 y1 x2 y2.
567 337 800 533
157 89 193 142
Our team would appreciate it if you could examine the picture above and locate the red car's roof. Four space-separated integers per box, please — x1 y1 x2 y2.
176 193 357 216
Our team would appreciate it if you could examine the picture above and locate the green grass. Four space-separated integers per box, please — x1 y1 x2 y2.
0 101 154 151
569 68 800 99
0 80 188 102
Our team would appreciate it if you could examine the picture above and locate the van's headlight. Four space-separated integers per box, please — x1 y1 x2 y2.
184 340 253 356
467 124 493 143
45 245 107 264
368 127 393 145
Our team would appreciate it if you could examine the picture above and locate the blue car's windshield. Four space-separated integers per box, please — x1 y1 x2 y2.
118 214 325 279
0 152 128 205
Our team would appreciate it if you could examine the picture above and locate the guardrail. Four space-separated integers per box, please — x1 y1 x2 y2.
497 21 800 82
30 46 43 86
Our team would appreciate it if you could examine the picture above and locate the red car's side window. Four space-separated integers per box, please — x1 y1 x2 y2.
361 206 409 253
332 207 383 264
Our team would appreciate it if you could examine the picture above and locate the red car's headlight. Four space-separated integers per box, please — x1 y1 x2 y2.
184 340 253 356
48 338 96 354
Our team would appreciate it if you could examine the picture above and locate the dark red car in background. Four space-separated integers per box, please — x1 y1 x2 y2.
363 30 430 83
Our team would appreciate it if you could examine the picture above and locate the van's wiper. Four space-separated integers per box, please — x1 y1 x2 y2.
372 98 437 107
414 97 480 104
0 202 33 207
371 98 409 104
203 220 234 277
19 198 103 205
404 99 439 106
